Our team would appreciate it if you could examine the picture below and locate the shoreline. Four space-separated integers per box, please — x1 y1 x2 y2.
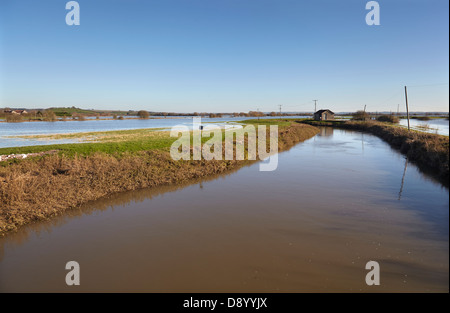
0 121 320 236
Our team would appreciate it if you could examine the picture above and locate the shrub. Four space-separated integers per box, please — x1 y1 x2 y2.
377 115 399 123
137 110 150 119
5 114 23 122
352 110 370 121
43 110 57 122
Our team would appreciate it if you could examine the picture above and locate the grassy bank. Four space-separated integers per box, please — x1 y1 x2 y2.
0 121 319 236
303 120 449 185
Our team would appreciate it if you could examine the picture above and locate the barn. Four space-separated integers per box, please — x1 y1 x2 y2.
313 109 334 121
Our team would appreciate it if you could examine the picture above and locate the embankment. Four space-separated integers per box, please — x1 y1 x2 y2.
304 120 449 185
0 123 319 236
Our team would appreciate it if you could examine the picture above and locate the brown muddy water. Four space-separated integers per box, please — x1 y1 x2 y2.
0 127 448 292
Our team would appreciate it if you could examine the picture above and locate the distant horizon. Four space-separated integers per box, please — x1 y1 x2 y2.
1 1 448 112
2 106 449 115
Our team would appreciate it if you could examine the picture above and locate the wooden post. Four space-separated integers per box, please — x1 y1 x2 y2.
404 86 410 131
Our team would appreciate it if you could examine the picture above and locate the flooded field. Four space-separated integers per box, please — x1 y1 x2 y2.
399 118 449 136
0 127 448 292
0 116 310 148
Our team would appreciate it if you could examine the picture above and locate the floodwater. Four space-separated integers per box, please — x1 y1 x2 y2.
0 116 310 148
399 118 449 136
0 128 448 292
0 117 244 148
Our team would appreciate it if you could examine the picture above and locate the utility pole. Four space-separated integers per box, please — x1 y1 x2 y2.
397 104 400 116
257 108 260 120
404 86 410 131
313 100 318 113
278 104 282 120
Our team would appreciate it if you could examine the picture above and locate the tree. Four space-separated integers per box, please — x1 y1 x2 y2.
43 110 57 122
352 110 370 121
138 110 150 119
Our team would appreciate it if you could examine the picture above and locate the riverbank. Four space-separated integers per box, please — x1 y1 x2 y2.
0 120 319 236
303 120 449 185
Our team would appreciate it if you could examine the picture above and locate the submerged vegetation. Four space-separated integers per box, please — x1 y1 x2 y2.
0 120 319 236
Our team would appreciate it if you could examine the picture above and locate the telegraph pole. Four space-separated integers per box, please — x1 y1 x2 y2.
404 86 410 131
313 100 318 112
278 104 282 120
397 103 400 116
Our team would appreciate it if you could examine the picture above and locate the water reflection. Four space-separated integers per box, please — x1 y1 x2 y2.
398 158 409 201
0 165 247 261
318 127 334 137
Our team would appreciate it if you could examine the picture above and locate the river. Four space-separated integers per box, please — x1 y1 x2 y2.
0 127 448 292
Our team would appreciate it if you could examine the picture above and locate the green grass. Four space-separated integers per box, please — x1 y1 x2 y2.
47 107 135 116
0 127 239 157
0 138 177 157
48 107 98 116
0 128 177 157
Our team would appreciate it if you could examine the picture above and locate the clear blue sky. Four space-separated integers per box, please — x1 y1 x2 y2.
0 0 448 112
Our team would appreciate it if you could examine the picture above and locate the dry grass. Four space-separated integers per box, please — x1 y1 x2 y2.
0 123 319 236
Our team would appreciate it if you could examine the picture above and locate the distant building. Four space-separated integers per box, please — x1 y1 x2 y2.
314 109 334 121
4 109 28 115
13 110 28 115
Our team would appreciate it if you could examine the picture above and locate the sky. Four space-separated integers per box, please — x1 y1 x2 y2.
0 0 448 113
